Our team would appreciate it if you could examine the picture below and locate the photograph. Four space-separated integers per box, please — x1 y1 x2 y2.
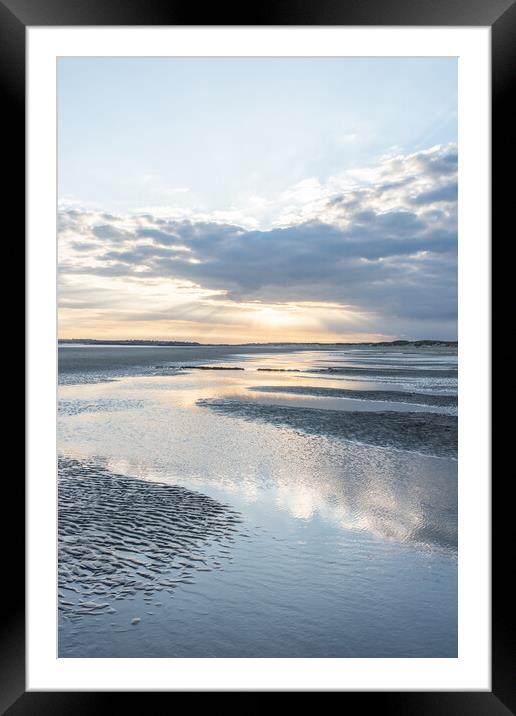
56 55 459 659
0 0 502 701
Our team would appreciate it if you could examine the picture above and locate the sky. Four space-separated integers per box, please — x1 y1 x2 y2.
58 57 458 343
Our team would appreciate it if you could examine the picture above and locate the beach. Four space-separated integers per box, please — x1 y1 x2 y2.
58 343 457 657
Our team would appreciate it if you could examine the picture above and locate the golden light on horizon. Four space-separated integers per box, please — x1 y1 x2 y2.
58 298 388 344
58 260 389 344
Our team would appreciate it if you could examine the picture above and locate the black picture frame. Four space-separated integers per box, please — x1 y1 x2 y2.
5 0 507 710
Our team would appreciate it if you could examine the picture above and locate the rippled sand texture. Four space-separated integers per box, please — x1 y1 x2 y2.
58 458 242 621
198 400 458 458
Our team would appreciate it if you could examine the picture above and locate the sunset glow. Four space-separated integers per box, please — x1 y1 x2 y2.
58 57 457 342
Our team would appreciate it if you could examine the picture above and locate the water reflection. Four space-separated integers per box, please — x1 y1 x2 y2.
58 348 457 552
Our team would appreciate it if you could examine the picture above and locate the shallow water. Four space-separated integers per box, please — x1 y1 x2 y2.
58 345 457 657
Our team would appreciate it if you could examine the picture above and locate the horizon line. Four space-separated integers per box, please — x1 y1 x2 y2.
58 338 458 346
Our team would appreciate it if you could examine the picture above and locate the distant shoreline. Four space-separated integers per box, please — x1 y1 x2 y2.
58 338 457 348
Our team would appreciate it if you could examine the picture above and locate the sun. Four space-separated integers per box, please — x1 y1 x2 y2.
256 307 289 327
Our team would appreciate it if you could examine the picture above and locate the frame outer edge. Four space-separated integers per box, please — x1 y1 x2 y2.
0 0 26 712
492 1 516 715
9 0 510 709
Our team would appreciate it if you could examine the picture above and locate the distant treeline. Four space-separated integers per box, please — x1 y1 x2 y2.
58 338 457 347
360 340 458 347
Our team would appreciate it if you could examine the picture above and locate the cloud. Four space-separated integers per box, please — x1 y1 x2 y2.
90 225 122 240
58 144 457 339
410 181 458 205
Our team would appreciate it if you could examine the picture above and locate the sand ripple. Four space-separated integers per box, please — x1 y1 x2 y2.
197 400 457 458
58 458 243 620
58 398 146 416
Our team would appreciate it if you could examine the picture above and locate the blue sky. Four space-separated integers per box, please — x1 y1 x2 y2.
58 57 458 342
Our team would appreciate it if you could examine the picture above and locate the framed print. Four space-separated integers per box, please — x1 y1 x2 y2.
5 0 508 709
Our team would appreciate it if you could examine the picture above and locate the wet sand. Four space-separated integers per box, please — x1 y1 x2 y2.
59 458 242 622
59 343 344 377
198 399 458 459
249 385 457 408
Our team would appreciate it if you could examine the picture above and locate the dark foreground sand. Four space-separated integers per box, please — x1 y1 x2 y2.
198 399 458 459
